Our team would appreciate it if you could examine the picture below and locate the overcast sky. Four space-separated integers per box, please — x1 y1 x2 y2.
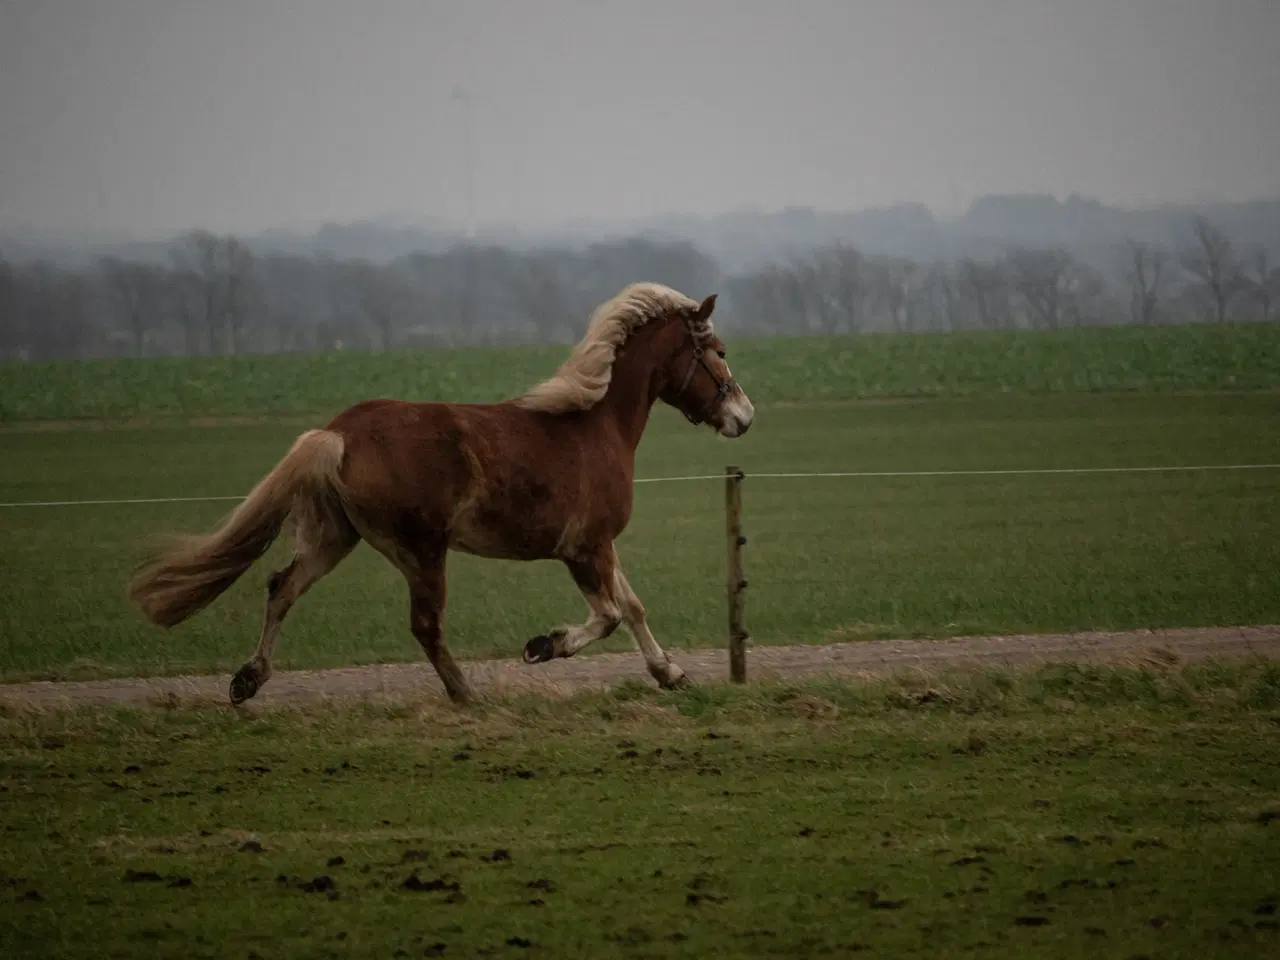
1 0 1277 238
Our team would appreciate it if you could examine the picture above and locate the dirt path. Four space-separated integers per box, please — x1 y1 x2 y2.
3 625 1278 711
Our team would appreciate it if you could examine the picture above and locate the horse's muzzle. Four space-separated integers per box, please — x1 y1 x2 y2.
718 394 755 438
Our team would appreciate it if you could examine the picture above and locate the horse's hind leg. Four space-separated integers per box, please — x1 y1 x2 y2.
522 546 622 665
402 544 472 705
229 497 358 705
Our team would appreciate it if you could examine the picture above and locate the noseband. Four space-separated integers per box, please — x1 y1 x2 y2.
674 334 737 425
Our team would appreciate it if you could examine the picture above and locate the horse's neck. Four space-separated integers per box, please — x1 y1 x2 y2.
593 337 665 453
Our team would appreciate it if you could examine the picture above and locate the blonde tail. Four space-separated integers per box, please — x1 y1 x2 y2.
127 429 346 628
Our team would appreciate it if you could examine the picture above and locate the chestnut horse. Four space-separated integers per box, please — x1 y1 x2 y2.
127 282 755 706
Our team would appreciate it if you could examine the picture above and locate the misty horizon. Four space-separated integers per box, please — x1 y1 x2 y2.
7 188 1280 251
3 0 1278 241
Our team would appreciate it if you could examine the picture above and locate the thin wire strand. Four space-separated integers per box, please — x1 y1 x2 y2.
634 463 1280 483
2 463 1277 508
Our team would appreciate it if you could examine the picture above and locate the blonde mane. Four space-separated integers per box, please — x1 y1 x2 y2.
513 282 711 415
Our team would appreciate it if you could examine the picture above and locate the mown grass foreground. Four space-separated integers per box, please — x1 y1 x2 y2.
3 321 1280 422
2 664 1279 958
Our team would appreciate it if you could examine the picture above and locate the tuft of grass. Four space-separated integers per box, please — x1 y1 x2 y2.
3 322 1280 422
2 665 1279 959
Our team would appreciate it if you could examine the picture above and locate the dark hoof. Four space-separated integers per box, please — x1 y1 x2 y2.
522 634 556 665
659 670 694 691
445 685 474 708
229 664 262 705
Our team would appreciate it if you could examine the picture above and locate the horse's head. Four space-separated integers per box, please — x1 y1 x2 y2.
658 294 755 438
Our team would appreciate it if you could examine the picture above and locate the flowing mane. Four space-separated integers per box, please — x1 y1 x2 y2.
513 282 708 415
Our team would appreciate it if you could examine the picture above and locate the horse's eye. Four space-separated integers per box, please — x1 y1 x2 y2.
716 349 726 359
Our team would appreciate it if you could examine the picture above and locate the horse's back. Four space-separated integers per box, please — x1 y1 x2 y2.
321 397 632 561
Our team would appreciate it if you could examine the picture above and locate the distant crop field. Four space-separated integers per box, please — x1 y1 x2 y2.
2 322 1279 422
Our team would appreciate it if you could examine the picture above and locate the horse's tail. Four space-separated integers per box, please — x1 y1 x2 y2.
128 429 347 628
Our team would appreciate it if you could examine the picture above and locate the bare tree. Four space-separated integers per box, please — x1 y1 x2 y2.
877 258 921 332
165 233 258 354
808 244 867 333
958 258 1009 329
1062 261 1110 327
0 252 16 358
164 265 205 355
1179 216 1244 323
509 253 572 341
171 230 224 353
1240 246 1280 322
1119 239 1168 325
222 236 257 354
99 257 169 355
256 253 322 352
724 264 792 335
919 263 960 332
344 258 411 349
1005 247 1077 329
790 258 836 333
14 262 94 359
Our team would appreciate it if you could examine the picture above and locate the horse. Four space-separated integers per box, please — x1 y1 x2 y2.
126 282 756 706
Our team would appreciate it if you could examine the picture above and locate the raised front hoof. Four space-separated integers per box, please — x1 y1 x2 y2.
522 634 557 665
229 664 264 705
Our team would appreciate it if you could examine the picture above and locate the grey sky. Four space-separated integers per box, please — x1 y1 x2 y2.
1 0 1277 238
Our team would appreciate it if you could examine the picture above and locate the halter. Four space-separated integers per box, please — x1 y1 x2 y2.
674 330 737 425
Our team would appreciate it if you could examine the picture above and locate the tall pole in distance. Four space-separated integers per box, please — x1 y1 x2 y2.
451 85 476 240
451 85 477 334
725 466 748 683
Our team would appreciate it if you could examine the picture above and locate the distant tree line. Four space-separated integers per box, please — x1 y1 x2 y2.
1 215 1277 361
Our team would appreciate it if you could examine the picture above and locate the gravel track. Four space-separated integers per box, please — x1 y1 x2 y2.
2 625 1278 712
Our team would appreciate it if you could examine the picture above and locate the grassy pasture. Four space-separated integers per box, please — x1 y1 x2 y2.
2 665 1279 958
2 325 1280 959
1 393 1278 682
3 321 1280 422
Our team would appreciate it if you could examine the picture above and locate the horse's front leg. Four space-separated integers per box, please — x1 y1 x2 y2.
613 564 690 690
523 545 622 665
522 545 690 691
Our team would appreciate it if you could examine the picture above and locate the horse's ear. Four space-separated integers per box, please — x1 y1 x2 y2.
694 293 718 322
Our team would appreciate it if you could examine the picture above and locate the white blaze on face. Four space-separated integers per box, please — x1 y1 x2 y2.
718 357 755 437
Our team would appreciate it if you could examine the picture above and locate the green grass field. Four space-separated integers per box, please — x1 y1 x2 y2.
4 326 1280 959
3 666 1279 958
2 392 1278 682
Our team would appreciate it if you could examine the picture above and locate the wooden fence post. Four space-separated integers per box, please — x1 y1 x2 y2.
725 465 748 683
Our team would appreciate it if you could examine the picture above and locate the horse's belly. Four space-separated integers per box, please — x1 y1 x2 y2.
447 465 620 561
448 513 560 561
447 536 540 561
